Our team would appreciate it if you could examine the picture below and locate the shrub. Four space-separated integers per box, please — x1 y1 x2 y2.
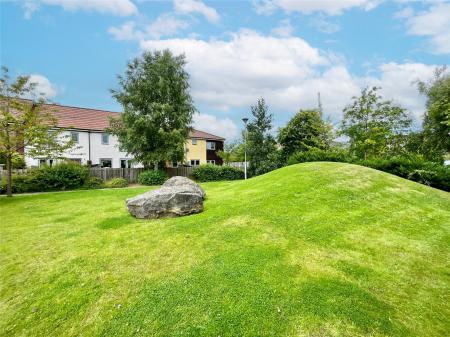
31 163 89 191
192 164 244 182
104 177 128 188
138 170 167 185
83 176 104 189
287 148 351 165
1 175 39 194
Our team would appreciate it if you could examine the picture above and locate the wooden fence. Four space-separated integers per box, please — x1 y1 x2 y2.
0 166 194 183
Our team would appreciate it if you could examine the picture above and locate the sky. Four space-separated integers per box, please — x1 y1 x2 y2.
1 0 449 140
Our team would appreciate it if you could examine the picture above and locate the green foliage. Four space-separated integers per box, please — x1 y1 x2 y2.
192 164 244 182
0 153 26 169
138 170 168 185
83 176 104 189
0 66 76 196
217 141 244 164
1 175 38 194
104 178 128 188
417 66 450 160
109 50 196 169
288 149 449 191
340 86 412 159
247 98 278 176
278 109 333 160
30 163 89 191
287 148 352 165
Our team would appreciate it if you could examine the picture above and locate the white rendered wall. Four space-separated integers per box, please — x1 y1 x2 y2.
25 130 142 168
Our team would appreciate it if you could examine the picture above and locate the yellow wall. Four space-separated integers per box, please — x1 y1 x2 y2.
185 138 207 164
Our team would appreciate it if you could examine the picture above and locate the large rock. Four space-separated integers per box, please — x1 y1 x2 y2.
126 176 205 219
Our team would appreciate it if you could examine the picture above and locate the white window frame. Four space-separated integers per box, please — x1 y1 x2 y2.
207 160 216 165
100 158 112 168
101 133 109 145
206 141 216 150
192 138 197 145
190 159 200 166
71 131 79 143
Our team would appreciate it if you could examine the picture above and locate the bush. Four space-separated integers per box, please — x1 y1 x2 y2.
138 170 167 185
287 148 351 165
288 149 450 191
83 176 104 189
31 163 89 191
1 175 39 194
192 164 244 182
104 177 128 188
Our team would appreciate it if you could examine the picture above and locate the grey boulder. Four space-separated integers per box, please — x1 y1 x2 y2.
126 176 205 219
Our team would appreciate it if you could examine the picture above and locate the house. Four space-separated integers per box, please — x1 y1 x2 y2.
23 102 225 168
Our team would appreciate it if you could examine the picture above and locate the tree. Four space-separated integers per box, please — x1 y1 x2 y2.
417 66 450 160
278 109 333 160
0 67 75 197
340 87 412 159
217 140 244 164
109 50 196 169
246 98 278 176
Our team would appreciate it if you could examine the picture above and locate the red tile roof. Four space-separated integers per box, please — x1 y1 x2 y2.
35 101 225 140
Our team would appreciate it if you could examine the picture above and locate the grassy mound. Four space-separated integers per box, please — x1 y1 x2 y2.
1 162 449 337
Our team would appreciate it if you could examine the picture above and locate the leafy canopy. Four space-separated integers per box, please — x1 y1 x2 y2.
109 50 196 168
278 109 333 160
0 66 76 196
417 66 450 160
340 86 412 159
246 98 278 176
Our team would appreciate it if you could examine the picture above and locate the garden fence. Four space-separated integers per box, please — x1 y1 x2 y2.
1 166 194 183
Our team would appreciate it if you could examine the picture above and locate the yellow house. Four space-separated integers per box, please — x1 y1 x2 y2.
183 129 225 166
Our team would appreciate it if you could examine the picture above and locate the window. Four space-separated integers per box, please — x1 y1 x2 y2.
39 159 54 167
101 133 109 145
71 131 79 143
192 138 197 145
207 160 215 165
206 141 216 150
190 159 200 166
172 161 178 168
100 159 112 168
120 159 132 168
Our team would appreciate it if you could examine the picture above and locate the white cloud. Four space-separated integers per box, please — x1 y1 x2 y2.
108 14 188 41
254 0 381 16
309 16 340 34
363 62 436 121
193 113 239 140
139 30 437 127
400 3 450 54
145 13 188 39
23 0 137 17
174 0 219 23
28 74 59 99
271 19 294 37
108 21 142 41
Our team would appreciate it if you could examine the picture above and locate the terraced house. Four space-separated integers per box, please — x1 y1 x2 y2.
23 102 225 168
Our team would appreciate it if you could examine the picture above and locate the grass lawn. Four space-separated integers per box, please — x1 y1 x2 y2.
1 162 449 337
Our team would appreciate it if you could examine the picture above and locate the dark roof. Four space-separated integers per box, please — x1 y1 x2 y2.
23 101 225 140
189 129 225 141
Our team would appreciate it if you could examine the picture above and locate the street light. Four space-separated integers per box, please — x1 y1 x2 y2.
242 117 248 180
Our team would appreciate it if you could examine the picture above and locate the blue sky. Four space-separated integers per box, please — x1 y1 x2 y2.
1 0 449 139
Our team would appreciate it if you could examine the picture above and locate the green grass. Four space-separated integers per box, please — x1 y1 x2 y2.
1 162 449 337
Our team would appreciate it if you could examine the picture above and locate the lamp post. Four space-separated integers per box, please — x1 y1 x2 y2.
242 117 248 180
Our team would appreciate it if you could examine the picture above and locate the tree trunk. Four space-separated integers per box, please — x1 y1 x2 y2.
154 162 159 171
6 154 12 197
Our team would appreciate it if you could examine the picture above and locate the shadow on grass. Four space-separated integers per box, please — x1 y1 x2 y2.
297 277 408 336
96 215 135 230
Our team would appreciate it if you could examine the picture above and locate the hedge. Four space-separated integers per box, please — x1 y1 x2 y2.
138 170 168 185
192 164 244 182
